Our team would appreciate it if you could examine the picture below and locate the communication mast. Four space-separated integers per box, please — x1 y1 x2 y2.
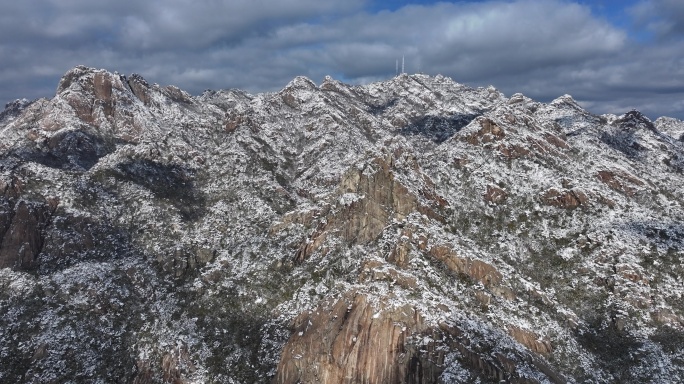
402 56 405 74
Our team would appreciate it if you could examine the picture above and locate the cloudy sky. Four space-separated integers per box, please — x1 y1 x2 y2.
1 0 683 119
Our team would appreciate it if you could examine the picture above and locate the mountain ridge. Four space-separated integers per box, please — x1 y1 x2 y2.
1 65 684 383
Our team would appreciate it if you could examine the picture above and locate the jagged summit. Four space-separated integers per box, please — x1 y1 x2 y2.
282 75 318 91
656 116 684 141
613 109 656 131
550 93 579 105
0 98 32 126
1 65 684 383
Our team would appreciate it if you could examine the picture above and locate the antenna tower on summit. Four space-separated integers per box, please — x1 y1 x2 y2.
402 56 405 74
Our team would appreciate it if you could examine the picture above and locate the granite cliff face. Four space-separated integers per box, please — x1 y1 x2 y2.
1 66 684 383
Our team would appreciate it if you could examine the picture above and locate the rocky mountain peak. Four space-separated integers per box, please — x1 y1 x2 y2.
655 116 684 141
1 65 684 383
0 98 32 125
550 93 583 110
283 75 317 91
613 109 656 131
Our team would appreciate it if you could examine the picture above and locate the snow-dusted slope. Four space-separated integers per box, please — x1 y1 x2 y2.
1 66 683 383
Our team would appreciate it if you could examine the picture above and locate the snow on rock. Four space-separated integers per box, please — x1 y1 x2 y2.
1 66 684 383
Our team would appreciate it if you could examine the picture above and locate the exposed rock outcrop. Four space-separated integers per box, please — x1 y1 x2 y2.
294 155 447 262
276 292 431 384
540 187 589 209
484 184 508 204
428 245 504 289
596 169 646 196
0 199 58 270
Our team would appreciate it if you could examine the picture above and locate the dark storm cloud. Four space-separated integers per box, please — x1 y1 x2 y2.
0 0 682 119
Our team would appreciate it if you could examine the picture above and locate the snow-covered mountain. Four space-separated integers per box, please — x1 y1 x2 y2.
1 65 684 383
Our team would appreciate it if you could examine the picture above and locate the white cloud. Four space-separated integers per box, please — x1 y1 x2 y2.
0 0 682 119
630 0 684 38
